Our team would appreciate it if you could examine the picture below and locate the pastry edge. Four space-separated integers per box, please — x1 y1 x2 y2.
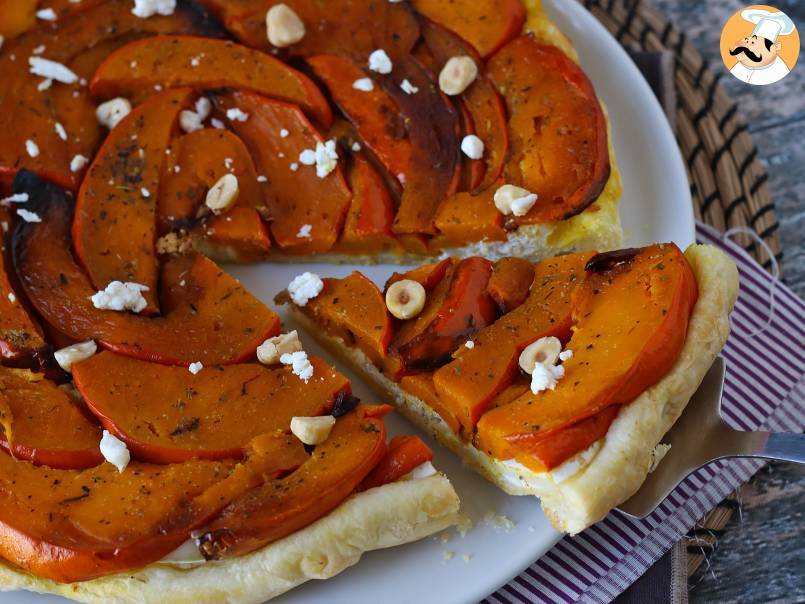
288 244 739 534
0 474 460 604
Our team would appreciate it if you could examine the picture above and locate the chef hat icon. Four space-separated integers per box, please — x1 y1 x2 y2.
741 8 796 43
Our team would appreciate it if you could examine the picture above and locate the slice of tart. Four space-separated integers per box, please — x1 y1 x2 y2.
282 243 739 533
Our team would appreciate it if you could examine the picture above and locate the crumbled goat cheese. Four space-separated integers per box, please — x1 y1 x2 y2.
54 122 67 141
530 361 564 394
290 162 299 171
464 340 475 349
140 187 150 198
100 430 130 472
460 134 484 159
54 340 97 372
280 351 314 383
16 209 41 223
298 149 316 165
25 140 40 158
313 139 338 178
132 0 176 18
28 56 78 84
32 45 46 55
351 141 362 152
257 175 268 183
559 349 573 362
257 331 303 365
368 49 392 74
90 281 149 313
1 193 29 205
188 361 203 375
210 118 225 129
7 293 15 303
353 77 374 92
280 128 289 137
287 272 323 306
226 107 249 122
37 78 53 91
296 223 312 238
36 8 58 20
400 78 418 94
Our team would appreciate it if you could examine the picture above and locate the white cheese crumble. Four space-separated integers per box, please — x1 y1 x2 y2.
28 56 78 84
54 122 67 141
460 134 484 159
188 361 203 375
226 107 249 122
313 139 338 178
353 77 374 92
400 78 418 94
256 330 303 365
96 97 132 129
287 272 323 306
559 349 573 362
140 187 150 198
257 175 268 183
368 49 392 74
464 340 475 349
69 154 89 172
210 117 225 129
132 0 176 18
298 149 315 165
25 140 40 158
54 340 97 372
290 162 299 171
100 430 130 473
1 193 29 205
351 141 362 152
90 281 149 313
530 361 564 394
281 350 314 383
16 209 41 223
279 128 289 138
36 8 58 20
7 293 15 303
37 78 53 91
296 223 312 238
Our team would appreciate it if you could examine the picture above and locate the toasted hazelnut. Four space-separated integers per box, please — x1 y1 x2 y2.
438 56 478 96
290 415 336 445
385 279 426 320
494 184 538 217
519 336 562 374
257 330 303 365
96 97 132 129
205 173 239 215
266 4 305 48
53 340 97 372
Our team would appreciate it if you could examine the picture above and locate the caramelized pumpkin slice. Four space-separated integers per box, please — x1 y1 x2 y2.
74 88 192 315
91 35 332 127
476 244 699 466
433 252 590 436
196 405 388 558
360 435 433 490
296 272 393 366
73 351 350 463
0 0 37 39
420 19 508 192
486 257 535 313
395 257 497 370
192 206 272 264
487 35 610 223
0 207 46 362
307 54 411 185
411 0 525 58
0 368 102 469
13 171 280 366
433 185 506 247
0 0 221 191
214 90 352 254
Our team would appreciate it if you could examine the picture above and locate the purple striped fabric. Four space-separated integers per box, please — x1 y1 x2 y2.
486 222 805 603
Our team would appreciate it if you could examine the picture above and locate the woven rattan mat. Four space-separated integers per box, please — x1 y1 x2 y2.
580 0 783 585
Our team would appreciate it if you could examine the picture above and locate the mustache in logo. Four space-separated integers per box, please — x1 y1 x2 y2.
730 46 763 62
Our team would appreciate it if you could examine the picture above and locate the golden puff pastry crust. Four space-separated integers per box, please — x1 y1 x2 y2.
290 244 739 534
0 474 460 603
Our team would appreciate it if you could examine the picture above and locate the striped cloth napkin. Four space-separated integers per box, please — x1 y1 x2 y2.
486 222 805 603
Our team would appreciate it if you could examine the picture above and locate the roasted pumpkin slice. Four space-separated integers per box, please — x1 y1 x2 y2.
292 272 393 366
0 0 221 191
432 252 591 436
0 207 46 363
0 367 102 469
13 171 280 366
0 430 306 583
360 435 433 490
420 19 508 192
411 0 525 58
486 257 535 313
214 90 352 254
196 405 389 559
74 88 192 315
307 54 411 185
73 351 350 463
476 244 698 467
386 257 454 292
394 257 497 370
487 34 610 223
91 35 332 127
192 207 272 264
0 0 37 40
432 184 506 247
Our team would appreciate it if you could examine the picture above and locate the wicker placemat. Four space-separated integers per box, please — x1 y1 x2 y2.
579 0 783 583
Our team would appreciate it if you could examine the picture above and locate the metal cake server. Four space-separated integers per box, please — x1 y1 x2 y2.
617 357 805 518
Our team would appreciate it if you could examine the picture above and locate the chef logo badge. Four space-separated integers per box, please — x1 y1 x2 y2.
720 5 798 85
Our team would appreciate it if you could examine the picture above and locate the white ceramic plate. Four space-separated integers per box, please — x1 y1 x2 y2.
8 1 692 603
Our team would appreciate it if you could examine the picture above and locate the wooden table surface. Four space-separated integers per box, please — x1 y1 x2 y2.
649 1 805 601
